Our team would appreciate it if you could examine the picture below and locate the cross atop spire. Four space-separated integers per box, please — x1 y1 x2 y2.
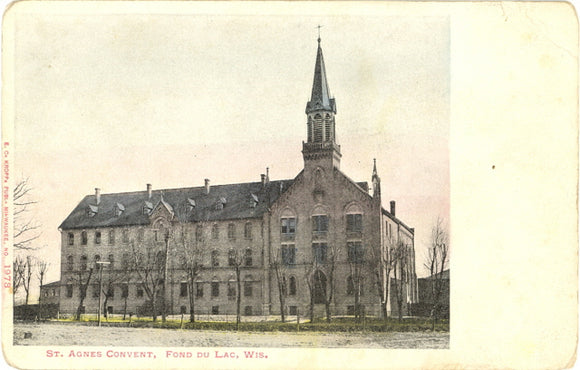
316 24 323 43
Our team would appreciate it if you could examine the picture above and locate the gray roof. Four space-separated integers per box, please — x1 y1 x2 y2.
60 179 294 230
306 39 336 114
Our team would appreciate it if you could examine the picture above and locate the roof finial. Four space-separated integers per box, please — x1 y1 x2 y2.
316 24 323 44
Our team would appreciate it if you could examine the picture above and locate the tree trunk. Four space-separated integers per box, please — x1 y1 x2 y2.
151 293 157 322
325 302 331 323
123 296 128 320
188 280 196 323
236 266 241 330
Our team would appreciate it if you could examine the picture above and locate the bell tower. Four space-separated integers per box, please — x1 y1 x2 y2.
302 36 341 171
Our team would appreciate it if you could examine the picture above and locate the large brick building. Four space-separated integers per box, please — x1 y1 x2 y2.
57 38 418 319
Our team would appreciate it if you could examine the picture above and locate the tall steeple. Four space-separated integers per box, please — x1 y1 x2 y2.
303 36 341 171
372 158 381 199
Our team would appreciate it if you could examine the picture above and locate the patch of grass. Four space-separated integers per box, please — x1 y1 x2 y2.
50 316 449 333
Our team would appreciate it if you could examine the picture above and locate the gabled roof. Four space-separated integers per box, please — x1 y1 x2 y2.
60 179 294 230
41 281 61 288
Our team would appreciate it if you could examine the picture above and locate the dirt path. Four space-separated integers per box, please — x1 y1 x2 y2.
13 323 449 349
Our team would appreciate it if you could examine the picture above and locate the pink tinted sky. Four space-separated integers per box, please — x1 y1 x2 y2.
12 11 449 282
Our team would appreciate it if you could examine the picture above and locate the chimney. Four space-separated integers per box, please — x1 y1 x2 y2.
266 167 270 183
147 184 152 199
390 200 396 217
261 174 266 186
95 188 101 205
204 179 210 194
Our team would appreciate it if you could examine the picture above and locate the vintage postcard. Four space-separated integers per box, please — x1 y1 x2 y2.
1 1 577 369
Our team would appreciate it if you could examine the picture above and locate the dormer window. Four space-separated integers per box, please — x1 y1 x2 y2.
114 203 125 217
187 198 196 212
87 205 98 218
250 193 259 208
143 201 153 215
215 197 227 210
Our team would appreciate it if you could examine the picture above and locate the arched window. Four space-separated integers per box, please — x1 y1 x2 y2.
80 255 87 270
346 203 363 234
108 254 115 269
244 248 253 267
211 250 219 267
228 223 235 239
67 255 74 271
313 270 327 304
81 231 88 245
289 276 297 296
95 231 101 244
68 233 74 246
211 224 219 239
228 249 236 266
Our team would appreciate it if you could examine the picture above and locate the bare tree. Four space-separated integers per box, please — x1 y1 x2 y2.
392 240 409 322
424 218 449 330
13 178 41 251
321 244 339 323
369 235 397 322
303 263 316 323
130 241 165 322
271 249 287 323
74 268 94 320
227 249 244 330
12 256 25 306
97 263 130 320
180 227 204 323
36 259 49 319
21 256 34 306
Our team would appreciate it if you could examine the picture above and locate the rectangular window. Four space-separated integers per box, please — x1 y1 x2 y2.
211 282 219 297
66 285 73 298
244 281 252 297
244 223 252 239
196 282 204 298
347 305 355 315
109 229 115 245
95 231 101 244
121 284 129 298
180 306 187 315
347 242 364 264
107 286 114 299
227 223 235 239
211 251 219 267
108 254 114 270
67 256 74 271
346 214 363 232
211 225 219 239
137 287 144 298
281 245 296 266
211 305 219 315
180 282 188 297
244 306 253 316
81 231 88 245
68 233 74 246
281 218 296 235
312 243 328 264
122 229 129 243
312 215 329 232
289 306 297 316
80 256 87 270
228 250 236 266
228 284 236 300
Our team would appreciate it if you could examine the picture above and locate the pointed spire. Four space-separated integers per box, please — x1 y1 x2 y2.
372 158 381 198
306 36 336 114
372 158 378 178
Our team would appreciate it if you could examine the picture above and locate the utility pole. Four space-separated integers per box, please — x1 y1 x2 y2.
96 261 110 327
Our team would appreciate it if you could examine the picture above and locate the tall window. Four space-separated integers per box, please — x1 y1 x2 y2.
121 284 129 298
81 231 88 245
95 231 101 245
281 218 296 235
122 253 129 270
347 242 364 264
211 281 220 297
228 250 236 266
211 250 219 267
109 229 115 245
312 243 328 264
346 276 354 295
313 270 327 304
228 223 235 239
211 224 219 239
227 282 236 300
196 282 204 298
281 245 296 266
289 276 297 296
346 214 363 232
80 255 87 270
180 282 188 297
196 226 203 242
67 255 74 271
312 215 329 233
68 233 74 246
122 229 129 243
107 286 114 299
244 248 253 267
94 255 101 269
108 254 114 270
244 281 253 297
137 286 144 298
244 222 252 239
66 284 73 298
